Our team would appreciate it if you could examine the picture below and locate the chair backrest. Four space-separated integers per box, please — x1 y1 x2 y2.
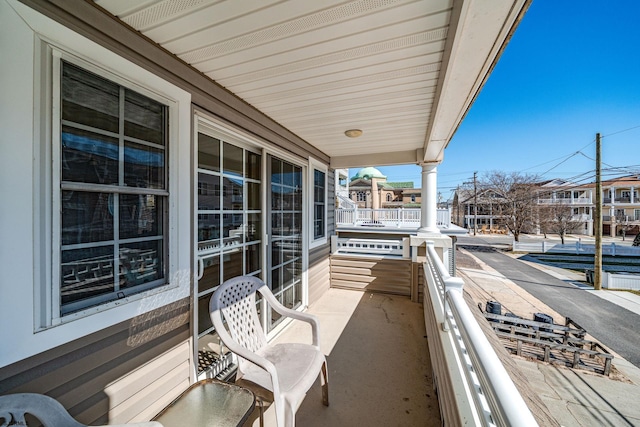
209 276 269 356
0 393 85 427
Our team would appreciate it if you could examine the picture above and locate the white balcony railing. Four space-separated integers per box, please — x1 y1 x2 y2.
335 208 451 228
423 242 537 426
538 197 591 204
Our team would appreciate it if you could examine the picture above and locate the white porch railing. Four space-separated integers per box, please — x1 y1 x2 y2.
537 197 591 204
423 242 537 426
330 235 410 258
335 208 451 228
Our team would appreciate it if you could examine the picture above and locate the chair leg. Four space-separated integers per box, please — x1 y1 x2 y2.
321 361 329 407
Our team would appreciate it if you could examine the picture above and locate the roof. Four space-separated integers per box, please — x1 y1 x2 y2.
378 182 414 189
571 174 640 189
352 167 386 181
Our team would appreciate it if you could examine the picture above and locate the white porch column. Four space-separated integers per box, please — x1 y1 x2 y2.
418 162 440 234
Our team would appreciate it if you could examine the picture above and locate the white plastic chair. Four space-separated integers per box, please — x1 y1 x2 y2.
0 393 162 427
209 276 328 427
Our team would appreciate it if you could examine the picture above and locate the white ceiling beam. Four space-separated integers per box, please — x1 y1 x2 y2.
422 0 531 163
331 149 424 169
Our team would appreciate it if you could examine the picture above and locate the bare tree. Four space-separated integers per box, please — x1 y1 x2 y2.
537 205 554 238
481 171 540 242
539 203 584 244
615 212 634 241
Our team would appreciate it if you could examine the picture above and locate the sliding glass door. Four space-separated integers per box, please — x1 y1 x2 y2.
195 131 261 379
267 155 303 332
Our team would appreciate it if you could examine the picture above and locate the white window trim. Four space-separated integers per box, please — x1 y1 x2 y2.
309 158 328 249
18 3 192 342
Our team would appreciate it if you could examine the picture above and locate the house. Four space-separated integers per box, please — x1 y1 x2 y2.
348 167 421 208
453 178 596 236
0 0 532 425
451 187 510 232
597 175 640 237
537 179 594 236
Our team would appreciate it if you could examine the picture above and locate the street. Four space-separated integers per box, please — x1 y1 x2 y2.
458 235 640 369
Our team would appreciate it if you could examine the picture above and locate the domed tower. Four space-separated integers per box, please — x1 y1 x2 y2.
350 167 387 208
352 167 386 181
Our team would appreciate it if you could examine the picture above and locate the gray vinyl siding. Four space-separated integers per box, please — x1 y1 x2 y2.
307 169 334 306
308 244 331 305
327 169 336 236
0 298 191 425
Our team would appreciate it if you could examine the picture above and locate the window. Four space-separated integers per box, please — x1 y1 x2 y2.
635 209 640 221
357 191 366 202
313 169 326 240
411 194 416 202
57 61 169 316
309 159 327 248
386 193 392 202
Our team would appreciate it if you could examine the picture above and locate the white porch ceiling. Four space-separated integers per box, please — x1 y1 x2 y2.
95 0 529 168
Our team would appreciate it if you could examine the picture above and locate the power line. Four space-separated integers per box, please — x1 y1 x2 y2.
602 124 640 138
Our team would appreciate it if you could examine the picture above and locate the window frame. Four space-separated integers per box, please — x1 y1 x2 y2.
41 44 186 328
308 158 328 249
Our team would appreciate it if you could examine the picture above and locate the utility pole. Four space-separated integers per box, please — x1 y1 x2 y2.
473 171 478 236
463 171 478 235
594 133 602 290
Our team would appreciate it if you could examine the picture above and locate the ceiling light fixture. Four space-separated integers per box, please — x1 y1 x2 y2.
345 129 363 138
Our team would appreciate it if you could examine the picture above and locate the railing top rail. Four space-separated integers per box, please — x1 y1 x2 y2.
424 243 538 427
447 290 538 427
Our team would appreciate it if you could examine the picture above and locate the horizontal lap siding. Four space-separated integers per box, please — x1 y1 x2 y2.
307 169 334 306
327 169 335 236
0 298 191 425
309 244 331 305
330 255 412 296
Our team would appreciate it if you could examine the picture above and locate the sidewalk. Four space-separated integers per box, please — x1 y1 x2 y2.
458 248 640 427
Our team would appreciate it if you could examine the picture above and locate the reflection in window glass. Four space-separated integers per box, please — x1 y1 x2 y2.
61 191 114 245
199 254 220 293
247 213 261 243
223 251 243 282
119 240 163 289
196 135 262 377
124 141 165 189
223 177 244 210
247 182 260 211
223 142 243 176
247 244 260 275
198 173 220 211
198 214 220 244
124 89 166 145
268 156 302 331
61 245 114 310
59 61 168 315
62 62 119 132
246 151 261 180
198 134 220 172
314 168 326 240
120 194 162 239
61 127 119 185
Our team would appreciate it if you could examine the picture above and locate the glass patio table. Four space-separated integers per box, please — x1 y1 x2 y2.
153 378 255 427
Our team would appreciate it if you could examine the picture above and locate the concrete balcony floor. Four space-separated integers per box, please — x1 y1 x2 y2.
267 288 442 426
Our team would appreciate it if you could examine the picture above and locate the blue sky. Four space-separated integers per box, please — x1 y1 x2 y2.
354 1 640 201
